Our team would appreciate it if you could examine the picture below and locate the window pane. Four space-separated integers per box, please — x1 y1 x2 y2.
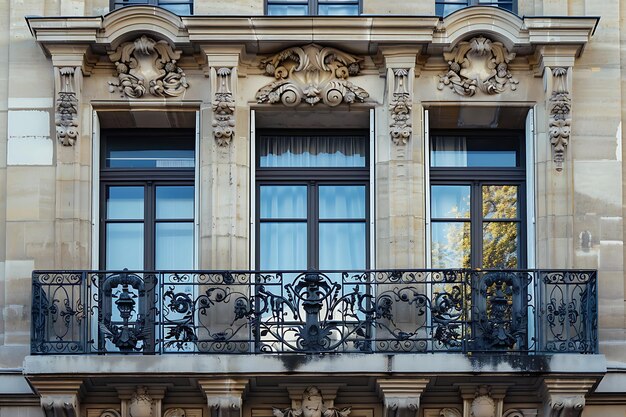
431 185 470 219
259 135 366 167
318 4 359 15
260 223 307 270
319 223 366 270
106 223 144 270
260 186 307 219
107 186 144 220
159 4 192 14
319 185 365 219
431 222 470 269
267 5 308 15
431 136 519 167
436 3 467 16
105 135 194 168
156 223 194 269
482 222 519 268
482 185 518 219
156 186 194 219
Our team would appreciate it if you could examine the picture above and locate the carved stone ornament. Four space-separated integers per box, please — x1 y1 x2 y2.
273 387 351 417
42 401 77 417
128 386 153 417
256 43 369 107
99 410 122 417
470 386 496 417
55 66 81 146
545 395 585 417
164 408 187 417
440 409 462 417
108 35 189 98
212 67 236 146
438 36 518 96
549 67 571 171
389 68 412 145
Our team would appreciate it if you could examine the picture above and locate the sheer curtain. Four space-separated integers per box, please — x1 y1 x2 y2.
259 135 366 167
431 136 468 167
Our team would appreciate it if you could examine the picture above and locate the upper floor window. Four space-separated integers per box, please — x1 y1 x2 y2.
436 0 515 17
111 0 193 15
266 0 360 16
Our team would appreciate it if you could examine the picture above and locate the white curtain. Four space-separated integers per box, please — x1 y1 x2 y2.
431 136 467 167
259 135 366 167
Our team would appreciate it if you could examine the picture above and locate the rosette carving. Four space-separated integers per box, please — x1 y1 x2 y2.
212 67 236 146
549 67 571 171
108 35 189 98
438 37 518 96
55 66 81 146
256 43 369 107
389 68 412 145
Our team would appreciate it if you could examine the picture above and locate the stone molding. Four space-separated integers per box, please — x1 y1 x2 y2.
256 43 369 107
542 378 596 417
377 378 429 417
547 67 572 171
108 35 189 99
437 36 518 97
212 67 236 146
502 410 537 417
54 66 81 146
30 379 83 417
99 410 122 417
388 68 413 145
458 384 511 417
115 385 167 417
198 378 249 417
273 386 351 417
164 408 187 417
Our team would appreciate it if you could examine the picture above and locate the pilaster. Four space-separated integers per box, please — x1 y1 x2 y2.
377 378 430 417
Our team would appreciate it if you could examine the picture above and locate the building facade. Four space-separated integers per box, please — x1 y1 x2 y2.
0 0 624 416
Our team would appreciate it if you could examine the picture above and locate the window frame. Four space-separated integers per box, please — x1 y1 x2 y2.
255 129 370 271
265 0 362 16
429 129 526 269
435 0 517 16
110 0 193 15
99 129 196 271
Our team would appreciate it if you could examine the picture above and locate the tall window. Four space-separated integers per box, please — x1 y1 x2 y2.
256 131 369 272
266 0 360 16
435 0 515 16
111 0 193 15
100 129 195 271
429 130 525 269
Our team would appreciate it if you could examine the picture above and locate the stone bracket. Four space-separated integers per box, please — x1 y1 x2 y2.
542 378 596 417
198 378 249 417
458 384 512 417
377 378 430 417
54 66 82 146
545 66 572 172
30 379 83 417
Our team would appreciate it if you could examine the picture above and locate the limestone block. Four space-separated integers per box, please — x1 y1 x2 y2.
7 110 53 166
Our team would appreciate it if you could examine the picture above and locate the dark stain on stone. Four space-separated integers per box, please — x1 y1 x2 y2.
467 354 552 373
278 354 318 372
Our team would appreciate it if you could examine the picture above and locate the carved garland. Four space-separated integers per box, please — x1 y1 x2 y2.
389 68 412 145
108 35 189 99
256 43 369 107
438 36 518 96
549 67 571 172
55 66 81 146
212 67 236 146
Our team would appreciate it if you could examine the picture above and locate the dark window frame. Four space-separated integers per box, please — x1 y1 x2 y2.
265 0 361 16
435 0 517 16
100 129 195 271
255 129 370 270
110 0 193 15
429 129 526 269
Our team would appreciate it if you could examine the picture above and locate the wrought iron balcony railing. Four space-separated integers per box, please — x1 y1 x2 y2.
31 269 598 355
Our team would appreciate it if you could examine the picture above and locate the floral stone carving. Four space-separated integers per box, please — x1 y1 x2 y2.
549 67 571 171
256 43 369 107
470 386 496 417
389 68 412 145
55 66 81 146
128 386 153 417
212 67 236 146
438 36 518 96
273 387 351 417
108 35 189 99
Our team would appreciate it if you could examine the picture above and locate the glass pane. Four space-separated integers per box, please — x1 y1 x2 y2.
159 4 192 14
260 223 307 270
260 186 307 219
259 135 366 167
105 135 194 168
431 222 471 269
431 136 519 167
156 186 194 219
482 185 518 219
106 223 144 270
431 185 470 219
483 222 519 268
156 222 194 269
319 185 365 219
436 3 466 16
267 5 308 15
318 4 359 15
319 223 366 270
107 186 144 220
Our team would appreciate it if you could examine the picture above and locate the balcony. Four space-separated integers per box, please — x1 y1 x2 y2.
31 269 598 355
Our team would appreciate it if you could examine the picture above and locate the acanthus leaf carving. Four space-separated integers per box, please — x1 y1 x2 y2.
389 68 412 145
548 67 571 171
256 44 369 107
55 66 81 146
438 37 518 97
108 35 189 99
212 67 236 146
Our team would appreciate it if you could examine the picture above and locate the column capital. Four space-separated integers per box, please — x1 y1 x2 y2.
30 378 84 417
198 378 249 417
542 378 596 417
377 378 430 417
